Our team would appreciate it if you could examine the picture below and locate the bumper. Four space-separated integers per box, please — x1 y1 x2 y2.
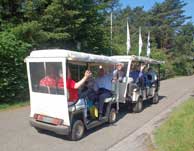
30 118 70 135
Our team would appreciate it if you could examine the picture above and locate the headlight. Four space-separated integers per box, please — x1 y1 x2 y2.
68 106 76 112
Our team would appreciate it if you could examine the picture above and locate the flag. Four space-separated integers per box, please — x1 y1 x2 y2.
138 27 143 56
126 21 131 55
147 32 151 57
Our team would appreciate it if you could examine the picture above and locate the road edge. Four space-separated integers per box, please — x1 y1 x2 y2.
107 89 193 151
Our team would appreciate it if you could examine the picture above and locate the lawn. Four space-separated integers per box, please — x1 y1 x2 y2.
154 98 194 151
0 100 29 111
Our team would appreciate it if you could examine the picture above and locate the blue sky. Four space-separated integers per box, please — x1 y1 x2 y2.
120 0 194 23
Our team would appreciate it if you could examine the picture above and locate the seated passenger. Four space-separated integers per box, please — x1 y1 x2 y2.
147 67 157 84
95 66 113 120
129 70 139 82
65 68 92 103
129 64 146 84
112 62 125 82
39 65 60 88
78 76 98 101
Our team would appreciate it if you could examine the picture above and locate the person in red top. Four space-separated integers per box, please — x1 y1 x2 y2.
39 66 59 88
66 68 92 102
40 66 91 102
55 68 92 102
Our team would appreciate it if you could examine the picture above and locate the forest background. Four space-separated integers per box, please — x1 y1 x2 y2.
0 0 193 103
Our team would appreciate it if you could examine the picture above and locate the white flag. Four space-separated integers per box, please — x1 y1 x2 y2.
138 27 143 56
147 32 151 57
126 21 131 55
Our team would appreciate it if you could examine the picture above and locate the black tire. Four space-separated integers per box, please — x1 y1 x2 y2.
108 108 117 124
69 120 85 141
152 92 159 104
132 97 143 113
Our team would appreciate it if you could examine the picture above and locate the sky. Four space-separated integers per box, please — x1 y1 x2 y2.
120 0 194 23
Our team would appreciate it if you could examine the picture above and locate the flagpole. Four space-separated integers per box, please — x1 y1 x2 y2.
126 21 130 55
138 27 143 57
110 12 113 56
147 32 151 58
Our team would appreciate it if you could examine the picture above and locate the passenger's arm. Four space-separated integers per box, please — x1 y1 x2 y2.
74 70 91 89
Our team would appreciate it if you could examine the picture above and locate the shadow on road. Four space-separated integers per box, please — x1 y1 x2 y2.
33 106 130 141
143 95 166 111
33 95 166 141
190 94 194 98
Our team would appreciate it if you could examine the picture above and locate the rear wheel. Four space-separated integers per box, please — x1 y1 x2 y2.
132 97 143 113
69 120 85 141
152 92 159 104
108 108 117 124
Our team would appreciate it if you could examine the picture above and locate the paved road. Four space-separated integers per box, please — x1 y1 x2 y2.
1 76 194 151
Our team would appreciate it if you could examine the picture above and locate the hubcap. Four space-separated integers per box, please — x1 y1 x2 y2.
138 99 142 109
154 94 158 102
75 124 84 137
111 111 116 121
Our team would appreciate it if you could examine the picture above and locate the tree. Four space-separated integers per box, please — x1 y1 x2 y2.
0 32 31 102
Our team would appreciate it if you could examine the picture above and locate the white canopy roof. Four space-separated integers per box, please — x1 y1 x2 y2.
27 49 118 64
111 55 164 65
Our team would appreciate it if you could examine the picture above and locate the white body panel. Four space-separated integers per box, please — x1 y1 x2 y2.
30 92 70 126
26 57 70 126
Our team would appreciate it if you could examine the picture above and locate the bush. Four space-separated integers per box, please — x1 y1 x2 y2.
0 32 31 102
173 56 194 76
151 49 175 79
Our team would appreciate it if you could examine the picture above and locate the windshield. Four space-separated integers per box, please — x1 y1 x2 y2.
29 62 64 95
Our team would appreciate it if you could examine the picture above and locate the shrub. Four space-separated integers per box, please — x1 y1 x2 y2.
151 49 175 79
0 32 31 102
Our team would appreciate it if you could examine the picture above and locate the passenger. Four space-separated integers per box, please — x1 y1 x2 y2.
129 63 139 82
95 66 113 120
147 67 157 84
65 68 92 103
112 62 125 82
78 76 98 101
137 64 147 87
39 65 60 88
129 63 146 83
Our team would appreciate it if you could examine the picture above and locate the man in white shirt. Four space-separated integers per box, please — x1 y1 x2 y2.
95 66 113 119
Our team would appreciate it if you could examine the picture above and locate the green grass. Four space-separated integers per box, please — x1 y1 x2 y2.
155 98 194 151
0 100 29 111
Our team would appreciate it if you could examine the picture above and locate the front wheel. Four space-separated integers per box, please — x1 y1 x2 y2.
108 108 117 124
132 97 143 113
69 120 85 141
152 92 159 104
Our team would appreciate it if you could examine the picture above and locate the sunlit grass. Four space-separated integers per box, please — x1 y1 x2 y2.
155 98 194 151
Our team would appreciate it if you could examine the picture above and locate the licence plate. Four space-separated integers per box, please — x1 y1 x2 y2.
37 115 53 124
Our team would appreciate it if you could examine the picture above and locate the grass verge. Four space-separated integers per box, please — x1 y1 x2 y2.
154 97 194 151
0 100 29 111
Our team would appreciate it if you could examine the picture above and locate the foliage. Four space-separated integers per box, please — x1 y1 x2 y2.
151 49 175 79
0 0 193 102
112 0 194 77
0 32 31 102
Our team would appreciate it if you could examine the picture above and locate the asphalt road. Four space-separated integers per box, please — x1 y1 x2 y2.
1 76 194 151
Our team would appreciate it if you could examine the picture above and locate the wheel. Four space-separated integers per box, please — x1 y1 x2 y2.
152 92 159 104
108 108 117 124
132 97 143 113
69 120 85 141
